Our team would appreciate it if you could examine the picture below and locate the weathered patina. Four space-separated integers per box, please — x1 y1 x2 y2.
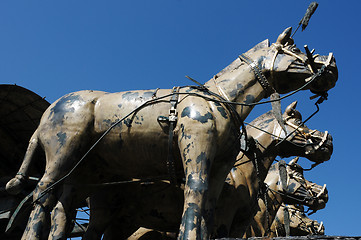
244 158 328 237
122 159 328 240
6 27 337 240
106 159 328 240
269 204 325 237
213 102 332 238
82 102 333 239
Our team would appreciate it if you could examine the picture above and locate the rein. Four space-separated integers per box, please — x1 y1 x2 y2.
261 166 320 237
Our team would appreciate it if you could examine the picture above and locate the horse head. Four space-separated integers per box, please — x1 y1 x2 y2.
273 101 333 164
244 158 327 238
271 158 328 212
271 204 325 237
246 101 333 164
289 205 325 236
242 27 338 95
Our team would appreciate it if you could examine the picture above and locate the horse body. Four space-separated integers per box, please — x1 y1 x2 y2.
213 102 332 237
106 159 328 240
83 102 332 239
6 27 338 240
92 88 238 177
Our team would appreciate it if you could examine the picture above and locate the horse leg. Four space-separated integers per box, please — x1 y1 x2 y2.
229 208 255 237
48 185 78 240
82 189 114 240
102 217 139 240
205 155 239 238
23 125 91 239
83 185 137 240
177 125 216 240
21 177 57 240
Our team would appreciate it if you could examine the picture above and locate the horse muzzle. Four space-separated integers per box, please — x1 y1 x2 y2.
307 183 328 211
306 220 325 235
305 131 333 163
309 53 338 93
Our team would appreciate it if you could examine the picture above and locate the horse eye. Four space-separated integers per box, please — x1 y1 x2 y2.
294 119 304 127
291 47 301 53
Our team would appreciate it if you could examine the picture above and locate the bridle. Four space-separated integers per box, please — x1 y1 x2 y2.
262 161 326 236
267 161 321 207
271 114 330 154
290 208 324 235
272 205 324 236
239 41 334 98
238 41 334 141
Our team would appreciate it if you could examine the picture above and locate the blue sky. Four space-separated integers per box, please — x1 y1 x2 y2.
0 0 360 237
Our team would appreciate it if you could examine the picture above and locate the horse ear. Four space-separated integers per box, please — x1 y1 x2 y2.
289 156 299 165
283 101 298 116
276 27 293 45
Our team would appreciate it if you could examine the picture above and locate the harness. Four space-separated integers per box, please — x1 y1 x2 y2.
239 43 334 139
261 161 315 237
25 38 334 208
239 53 275 98
240 49 285 135
157 86 180 185
246 113 328 237
278 161 291 236
158 84 245 185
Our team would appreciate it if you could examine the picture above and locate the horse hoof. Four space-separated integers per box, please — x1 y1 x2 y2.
6 177 25 195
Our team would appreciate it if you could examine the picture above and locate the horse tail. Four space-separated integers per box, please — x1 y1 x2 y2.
6 129 40 195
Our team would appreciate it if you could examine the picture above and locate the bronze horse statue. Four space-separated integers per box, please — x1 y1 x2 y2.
243 158 327 237
6 27 337 240
210 101 332 238
82 101 332 239
269 204 325 237
104 158 328 240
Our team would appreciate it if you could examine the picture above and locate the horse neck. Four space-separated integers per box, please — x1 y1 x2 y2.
287 207 305 227
285 206 315 234
204 58 267 121
271 205 293 235
254 171 283 234
235 121 278 197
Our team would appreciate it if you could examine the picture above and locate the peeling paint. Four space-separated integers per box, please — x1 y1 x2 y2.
57 132 66 147
121 91 139 101
244 94 255 105
181 203 201 240
187 174 208 193
181 107 213 123
48 94 83 125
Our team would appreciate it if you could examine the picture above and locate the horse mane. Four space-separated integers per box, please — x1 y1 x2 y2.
214 58 243 79
214 39 270 79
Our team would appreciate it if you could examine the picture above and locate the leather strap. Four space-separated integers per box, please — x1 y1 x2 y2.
167 87 180 185
283 204 291 236
279 160 290 236
239 53 275 98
